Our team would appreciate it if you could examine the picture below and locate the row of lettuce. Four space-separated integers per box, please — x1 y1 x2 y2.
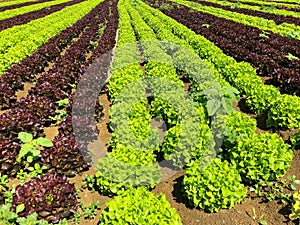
0 0 38 8
0 0 299 224
0 0 101 74
144 0 300 129
0 0 71 20
235 0 300 9
82 0 300 224
0 0 120 224
0 0 86 32
151 0 300 95
171 0 300 40
200 0 300 19
191 0 300 26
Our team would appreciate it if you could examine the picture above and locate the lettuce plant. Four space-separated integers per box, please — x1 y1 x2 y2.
267 94 300 129
39 136 90 177
229 132 293 184
183 158 247 212
94 153 161 196
162 122 215 167
12 173 77 223
211 111 256 151
99 187 182 224
0 138 20 174
290 191 300 221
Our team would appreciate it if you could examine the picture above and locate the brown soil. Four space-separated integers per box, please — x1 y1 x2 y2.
15 82 35 101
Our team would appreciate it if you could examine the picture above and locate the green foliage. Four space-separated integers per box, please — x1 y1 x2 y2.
189 81 240 116
245 84 280 114
79 200 101 220
0 0 101 74
99 187 182 224
162 122 215 167
109 95 160 152
27 163 48 178
229 132 293 184
17 132 53 163
0 203 49 225
0 174 9 193
49 98 69 124
110 143 156 166
95 154 161 196
290 131 300 149
81 175 96 192
145 62 183 86
267 94 300 129
107 64 144 102
150 97 179 127
286 30 300 40
259 30 270 39
286 53 299 61
159 2 173 10
128 98 152 140
290 191 300 221
183 158 247 212
212 111 256 150
250 175 300 203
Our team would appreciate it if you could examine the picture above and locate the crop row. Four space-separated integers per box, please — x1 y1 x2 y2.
230 0 300 8
196 0 300 25
0 0 71 21
0 0 50 12
172 0 300 41
0 0 40 8
149 0 300 95
0 0 101 74
0 0 85 31
268 0 300 4
228 0 300 13
207 0 300 18
144 0 300 129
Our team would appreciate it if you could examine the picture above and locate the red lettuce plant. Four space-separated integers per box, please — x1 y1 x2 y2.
39 136 90 177
12 173 77 223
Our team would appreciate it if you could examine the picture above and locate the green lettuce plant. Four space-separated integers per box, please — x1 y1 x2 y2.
211 111 256 151
267 94 300 129
290 191 300 221
161 122 215 167
99 187 182 224
183 158 247 212
229 132 293 184
94 152 161 196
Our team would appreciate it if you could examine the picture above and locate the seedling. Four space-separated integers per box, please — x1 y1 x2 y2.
27 163 48 178
252 207 268 225
286 53 299 61
49 98 69 123
202 23 210 29
17 132 53 163
259 31 270 39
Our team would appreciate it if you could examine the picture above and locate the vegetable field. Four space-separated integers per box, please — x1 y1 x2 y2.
0 0 300 224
